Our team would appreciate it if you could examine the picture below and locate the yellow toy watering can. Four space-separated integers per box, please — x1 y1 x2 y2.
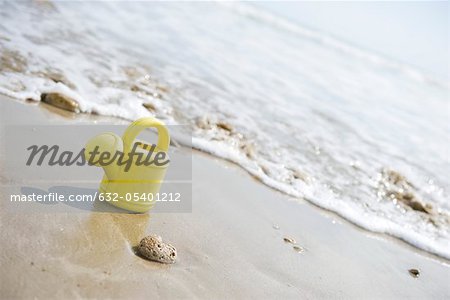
84 117 170 213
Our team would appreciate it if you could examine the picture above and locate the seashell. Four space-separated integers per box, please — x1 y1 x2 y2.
41 92 80 113
137 235 177 264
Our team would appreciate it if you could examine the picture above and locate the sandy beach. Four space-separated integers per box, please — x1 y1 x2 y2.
1 97 449 299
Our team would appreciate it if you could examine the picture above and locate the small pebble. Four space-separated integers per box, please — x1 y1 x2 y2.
137 235 177 264
41 92 80 113
240 142 255 158
272 224 280 230
283 237 296 244
216 122 233 132
408 268 420 278
293 245 304 253
143 102 156 111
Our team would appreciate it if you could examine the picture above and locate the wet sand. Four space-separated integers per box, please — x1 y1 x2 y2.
0 98 449 298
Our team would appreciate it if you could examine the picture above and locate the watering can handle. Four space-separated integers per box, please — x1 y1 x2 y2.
122 117 170 153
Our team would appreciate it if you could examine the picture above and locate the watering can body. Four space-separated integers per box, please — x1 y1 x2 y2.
85 117 170 213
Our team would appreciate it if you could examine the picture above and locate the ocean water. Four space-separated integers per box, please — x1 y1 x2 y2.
0 2 449 258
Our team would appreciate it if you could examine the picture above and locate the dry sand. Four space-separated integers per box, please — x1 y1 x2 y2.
0 98 449 299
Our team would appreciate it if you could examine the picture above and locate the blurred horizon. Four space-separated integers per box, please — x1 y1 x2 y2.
256 1 449 79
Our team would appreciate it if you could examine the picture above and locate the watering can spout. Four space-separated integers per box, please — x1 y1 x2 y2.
84 132 123 180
